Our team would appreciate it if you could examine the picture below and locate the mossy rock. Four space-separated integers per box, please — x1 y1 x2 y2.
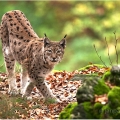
103 65 120 86
59 102 77 119
108 87 120 109
76 79 96 104
100 104 112 119
94 79 110 95
76 76 110 104
110 66 120 86
93 102 103 118
61 102 104 119
71 102 94 119
99 104 120 119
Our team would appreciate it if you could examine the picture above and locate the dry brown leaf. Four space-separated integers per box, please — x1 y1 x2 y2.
94 94 108 104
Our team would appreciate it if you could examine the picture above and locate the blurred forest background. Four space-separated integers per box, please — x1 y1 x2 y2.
0 1 120 72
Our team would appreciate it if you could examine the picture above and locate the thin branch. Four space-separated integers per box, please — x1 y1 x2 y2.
113 31 118 65
104 37 113 66
93 44 107 67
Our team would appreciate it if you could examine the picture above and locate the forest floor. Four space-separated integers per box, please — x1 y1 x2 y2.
0 64 109 119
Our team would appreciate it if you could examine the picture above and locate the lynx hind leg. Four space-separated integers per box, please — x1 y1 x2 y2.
3 47 18 95
35 77 59 102
22 81 34 99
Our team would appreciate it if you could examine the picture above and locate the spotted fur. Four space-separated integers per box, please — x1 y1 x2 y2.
0 10 66 101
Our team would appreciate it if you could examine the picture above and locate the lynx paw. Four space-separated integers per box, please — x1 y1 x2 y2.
8 88 19 96
54 97 60 103
20 88 26 95
49 95 60 103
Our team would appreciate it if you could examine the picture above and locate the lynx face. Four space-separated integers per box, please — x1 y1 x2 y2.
44 37 66 65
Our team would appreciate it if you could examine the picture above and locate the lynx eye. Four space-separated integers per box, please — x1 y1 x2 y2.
57 50 61 54
47 50 52 53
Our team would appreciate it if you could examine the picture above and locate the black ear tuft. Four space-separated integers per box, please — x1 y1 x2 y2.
44 33 47 37
59 34 67 48
44 33 50 47
64 34 67 38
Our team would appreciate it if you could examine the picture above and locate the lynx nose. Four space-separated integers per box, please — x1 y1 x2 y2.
52 58 57 62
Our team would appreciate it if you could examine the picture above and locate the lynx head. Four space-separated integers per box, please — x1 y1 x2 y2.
44 34 66 65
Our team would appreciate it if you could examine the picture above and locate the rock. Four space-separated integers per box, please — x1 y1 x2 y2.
76 75 109 104
111 65 120 75
103 65 120 86
110 65 120 86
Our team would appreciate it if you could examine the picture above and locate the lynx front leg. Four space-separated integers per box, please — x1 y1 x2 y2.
22 81 34 97
35 77 59 102
20 66 29 95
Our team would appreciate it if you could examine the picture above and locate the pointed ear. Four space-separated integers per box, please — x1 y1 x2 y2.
59 34 67 48
44 33 50 47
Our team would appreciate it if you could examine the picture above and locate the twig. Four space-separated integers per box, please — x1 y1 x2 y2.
93 44 107 67
104 37 113 66
113 31 118 65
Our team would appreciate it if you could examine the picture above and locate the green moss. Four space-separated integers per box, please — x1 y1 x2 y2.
71 102 94 119
94 79 110 95
93 102 103 118
100 105 120 119
94 102 103 109
79 64 105 71
59 102 77 119
114 107 120 118
83 102 93 118
100 105 112 119
102 71 111 81
108 87 120 109
99 104 120 119
72 102 102 119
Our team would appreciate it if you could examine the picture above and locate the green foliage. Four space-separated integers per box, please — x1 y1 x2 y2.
59 102 77 119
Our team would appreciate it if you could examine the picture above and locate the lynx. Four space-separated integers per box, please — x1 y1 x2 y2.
0 10 66 102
